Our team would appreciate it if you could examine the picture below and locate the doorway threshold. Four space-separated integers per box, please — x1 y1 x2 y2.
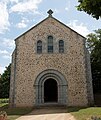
34 103 67 108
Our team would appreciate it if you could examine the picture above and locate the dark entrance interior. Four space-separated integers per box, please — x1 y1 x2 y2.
44 78 58 102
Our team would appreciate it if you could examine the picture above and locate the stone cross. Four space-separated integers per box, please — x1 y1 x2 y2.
47 9 53 17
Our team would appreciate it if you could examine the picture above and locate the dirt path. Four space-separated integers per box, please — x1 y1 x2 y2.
16 107 76 120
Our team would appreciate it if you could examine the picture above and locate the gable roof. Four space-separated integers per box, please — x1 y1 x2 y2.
15 14 86 41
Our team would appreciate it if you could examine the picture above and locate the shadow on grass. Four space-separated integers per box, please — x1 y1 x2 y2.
67 107 87 112
0 104 33 116
25 106 89 115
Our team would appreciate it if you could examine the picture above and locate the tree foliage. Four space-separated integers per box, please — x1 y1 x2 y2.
0 64 11 98
77 0 101 19
87 29 101 93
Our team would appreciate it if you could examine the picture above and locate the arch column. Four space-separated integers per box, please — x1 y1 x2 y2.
58 85 63 103
34 69 68 105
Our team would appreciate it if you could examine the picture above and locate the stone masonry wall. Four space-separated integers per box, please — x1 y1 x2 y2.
85 47 94 105
9 50 16 107
10 16 93 107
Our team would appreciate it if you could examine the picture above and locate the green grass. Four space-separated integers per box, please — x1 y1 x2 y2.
0 103 8 107
0 99 33 120
5 107 33 120
68 107 101 120
0 105 33 120
0 98 9 107
0 98 9 103
0 99 101 120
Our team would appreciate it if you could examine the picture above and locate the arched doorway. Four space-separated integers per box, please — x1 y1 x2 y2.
44 78 58 102
34 69 68 105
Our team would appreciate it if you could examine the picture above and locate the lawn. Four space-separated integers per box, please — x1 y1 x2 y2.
68 107 101 120
1 106 101 120
0 105 33 120
0 99 101 120
2 107 33 120
0 99 33 120
0 98 9 107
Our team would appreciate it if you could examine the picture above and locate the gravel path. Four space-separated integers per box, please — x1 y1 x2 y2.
16 107 76 120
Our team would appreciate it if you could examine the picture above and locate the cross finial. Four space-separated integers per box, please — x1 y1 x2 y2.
47 9 53 17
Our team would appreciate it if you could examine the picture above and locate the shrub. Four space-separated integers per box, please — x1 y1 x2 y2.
0 99 9 104
91 116 101 120
0 111 7 120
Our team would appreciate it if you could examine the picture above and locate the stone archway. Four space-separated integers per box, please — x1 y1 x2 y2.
34 69 68 105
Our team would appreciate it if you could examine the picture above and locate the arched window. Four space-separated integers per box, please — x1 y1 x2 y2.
48 36 53 53
37 40 42 53
59 40 64 53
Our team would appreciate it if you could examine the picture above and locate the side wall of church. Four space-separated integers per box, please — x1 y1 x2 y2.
10 17 93 107
9 49 16 107
84 47 94 105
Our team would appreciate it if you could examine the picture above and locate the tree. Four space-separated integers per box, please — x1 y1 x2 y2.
86 29 101 93
0 64 11 98
77 0 101 19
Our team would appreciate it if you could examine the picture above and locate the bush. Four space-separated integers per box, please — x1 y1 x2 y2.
0 111 7 120
0 99 9 104
91 116 101 120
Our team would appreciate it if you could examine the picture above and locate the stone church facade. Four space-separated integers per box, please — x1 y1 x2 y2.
9 10 94 107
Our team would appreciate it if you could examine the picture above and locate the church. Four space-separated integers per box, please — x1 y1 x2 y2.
9 10 94 107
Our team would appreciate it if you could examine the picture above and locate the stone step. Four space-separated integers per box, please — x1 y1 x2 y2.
34 103 67 109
